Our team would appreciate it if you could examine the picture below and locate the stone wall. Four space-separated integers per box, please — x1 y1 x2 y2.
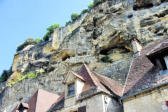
56 94 122 112
123 85 168 112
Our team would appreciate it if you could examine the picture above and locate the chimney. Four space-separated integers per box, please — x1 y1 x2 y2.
131 38 142 56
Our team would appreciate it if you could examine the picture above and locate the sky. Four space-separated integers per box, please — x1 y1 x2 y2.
0 0 92 75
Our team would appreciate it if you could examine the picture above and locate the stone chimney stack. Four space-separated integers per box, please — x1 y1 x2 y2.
131 38 142 56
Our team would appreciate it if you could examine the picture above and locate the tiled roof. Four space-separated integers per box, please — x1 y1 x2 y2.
147 42 168 56
12 89 60 112
75 64 123 96
28 89 60 112
123 38 168 97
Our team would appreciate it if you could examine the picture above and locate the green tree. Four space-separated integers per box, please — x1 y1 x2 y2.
81 9 88 15
43 23 60 41
17 38 42 51
93 0 102 6
71 13 80 22
88 2 94 9
0 68 12 82
65 21 72 26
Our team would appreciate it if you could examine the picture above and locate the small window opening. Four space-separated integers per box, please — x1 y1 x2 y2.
18 105 28 112
67 83 75 97
166 101 168 107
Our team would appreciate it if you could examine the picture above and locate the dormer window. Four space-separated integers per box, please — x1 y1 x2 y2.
164 56 168 69
146 42 168 76
67 83 75 97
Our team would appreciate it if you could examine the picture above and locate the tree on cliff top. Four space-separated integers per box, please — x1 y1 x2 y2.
43 23 60 41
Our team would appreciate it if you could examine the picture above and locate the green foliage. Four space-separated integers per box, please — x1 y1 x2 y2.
8 72 39 87
93 0 102 6
71 13 80 22
43 32 51 41
0 68 12 82
88 2 94 9
35 38 42 43
20 73 38 80
47 24 60 33
43 23 60 41
81 9 88 15
17 38 42 52
65 21 72 26
101 56 113 63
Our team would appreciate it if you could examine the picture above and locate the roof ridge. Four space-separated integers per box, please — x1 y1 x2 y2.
35 89 40 112
82 64 100 87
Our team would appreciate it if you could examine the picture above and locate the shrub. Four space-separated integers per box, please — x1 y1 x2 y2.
0 68 12 82
17 38 42 52
35 38 42 43
88 2 94 9
8 72 39 86
71 13 80 22
47 23 60 33
43 23 60 41
93 0 102 6
21 73 38 79
81 9 88 15
101 56 113 63
43 32 51 41
65 21 72 26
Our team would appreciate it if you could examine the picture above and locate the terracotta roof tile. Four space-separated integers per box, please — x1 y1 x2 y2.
123 38 168 97
76 64 123 96
28 89 60 112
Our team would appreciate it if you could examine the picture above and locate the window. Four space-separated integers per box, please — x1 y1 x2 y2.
166 101 168 107
159 56 168 76
18 106 28 112
67 83 75 97
78 106 86 112
164 56 168 69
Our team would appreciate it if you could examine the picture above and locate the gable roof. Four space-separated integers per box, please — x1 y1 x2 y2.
27 89 60 112
65 64 123 97
63 71 85 84
123 38 168 98
147 42 168 56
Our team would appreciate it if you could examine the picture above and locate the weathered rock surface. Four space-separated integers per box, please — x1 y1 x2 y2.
1 1 168 111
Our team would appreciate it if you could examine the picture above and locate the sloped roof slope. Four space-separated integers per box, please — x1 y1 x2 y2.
123 38 168 97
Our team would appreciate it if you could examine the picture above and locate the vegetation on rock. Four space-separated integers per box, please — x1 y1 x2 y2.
88 1 94 9
43 23 60 41
101 56 113 63
71 13 81 22
65 21 72 26
0 68 12 82
8 72 39 87
17 38 42 52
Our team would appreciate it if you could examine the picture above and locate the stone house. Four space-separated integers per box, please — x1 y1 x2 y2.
12 89 60 112
12 64 123 112
122 38 168 112
48 64 123 112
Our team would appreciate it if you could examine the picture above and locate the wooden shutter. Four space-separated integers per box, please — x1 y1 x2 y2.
78 106 86 112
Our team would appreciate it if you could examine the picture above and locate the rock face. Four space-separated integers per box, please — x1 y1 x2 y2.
1 1 168 111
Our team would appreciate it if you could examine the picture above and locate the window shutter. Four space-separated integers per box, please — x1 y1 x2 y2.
78 106 86 112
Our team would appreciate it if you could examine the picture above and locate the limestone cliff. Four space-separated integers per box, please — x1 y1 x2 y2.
1 0 168 111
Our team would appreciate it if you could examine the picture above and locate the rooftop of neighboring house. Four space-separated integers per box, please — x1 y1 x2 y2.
123 38 168 98
12 89 60 112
